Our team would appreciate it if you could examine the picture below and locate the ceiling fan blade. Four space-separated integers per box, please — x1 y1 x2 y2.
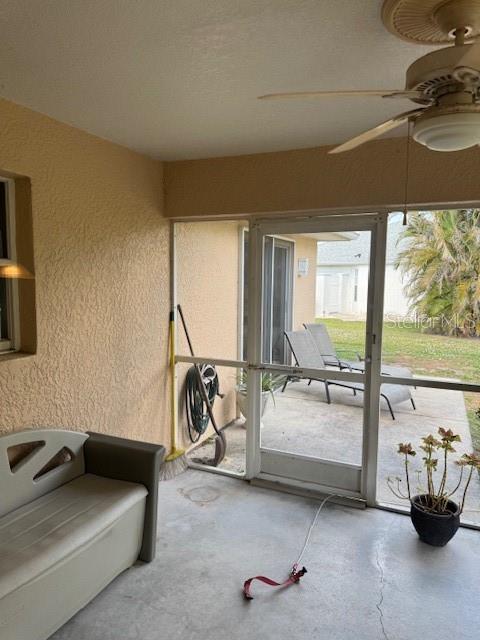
328 108 426 154
258 89 424 100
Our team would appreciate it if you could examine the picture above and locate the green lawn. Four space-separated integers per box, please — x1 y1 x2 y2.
319 318 480 452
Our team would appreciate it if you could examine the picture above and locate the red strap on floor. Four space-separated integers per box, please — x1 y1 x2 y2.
243 564 307 600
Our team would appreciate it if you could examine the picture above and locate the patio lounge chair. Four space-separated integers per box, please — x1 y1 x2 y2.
303 322 413 379
284 330 415 420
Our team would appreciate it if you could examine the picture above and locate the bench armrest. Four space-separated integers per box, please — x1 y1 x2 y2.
84 432 165 562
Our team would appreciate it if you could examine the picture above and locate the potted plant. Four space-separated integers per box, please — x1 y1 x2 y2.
388 427 480 546
236 371 285 424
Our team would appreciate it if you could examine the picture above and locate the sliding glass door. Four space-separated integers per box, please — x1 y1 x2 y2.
242 231 293 364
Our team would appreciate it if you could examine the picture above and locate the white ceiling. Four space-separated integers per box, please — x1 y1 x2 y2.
0 1 439 160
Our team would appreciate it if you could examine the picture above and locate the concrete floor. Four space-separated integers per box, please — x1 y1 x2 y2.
191 380 480 525
51 470 479 640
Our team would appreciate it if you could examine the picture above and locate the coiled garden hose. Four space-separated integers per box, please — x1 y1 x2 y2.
185 363 220 443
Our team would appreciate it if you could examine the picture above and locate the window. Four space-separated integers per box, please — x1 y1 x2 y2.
0 179 18 353
353 267 359 302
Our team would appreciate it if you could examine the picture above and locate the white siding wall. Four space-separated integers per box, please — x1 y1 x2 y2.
383 265 409 318
316 264 409 318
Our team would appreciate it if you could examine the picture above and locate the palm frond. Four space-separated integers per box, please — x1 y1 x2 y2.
397 210 480 336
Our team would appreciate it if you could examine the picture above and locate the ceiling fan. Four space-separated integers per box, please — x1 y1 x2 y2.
259 0 480 154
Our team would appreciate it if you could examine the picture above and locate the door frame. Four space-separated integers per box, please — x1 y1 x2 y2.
264 236 294 364
246 213 388 504
238 227 294 363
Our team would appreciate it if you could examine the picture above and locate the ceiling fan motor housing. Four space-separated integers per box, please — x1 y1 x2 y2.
407 46 480 152
383 0 480 152
405 44 480 101
320 1 480 154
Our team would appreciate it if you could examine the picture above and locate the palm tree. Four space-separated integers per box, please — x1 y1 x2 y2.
395 210 480 337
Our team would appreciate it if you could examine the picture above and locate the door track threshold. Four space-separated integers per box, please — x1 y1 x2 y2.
250 477 366 509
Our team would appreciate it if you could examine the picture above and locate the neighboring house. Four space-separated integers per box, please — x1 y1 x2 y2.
316 214 410 319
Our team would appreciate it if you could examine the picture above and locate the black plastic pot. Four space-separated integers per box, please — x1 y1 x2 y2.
410 495 460 547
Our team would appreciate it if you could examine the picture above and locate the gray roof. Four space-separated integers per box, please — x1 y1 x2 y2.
317 213 408 266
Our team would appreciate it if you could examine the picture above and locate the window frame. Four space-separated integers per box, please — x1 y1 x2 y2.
0 178 20 354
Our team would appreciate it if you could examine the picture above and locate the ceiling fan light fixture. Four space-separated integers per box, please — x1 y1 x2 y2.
412 111 480 151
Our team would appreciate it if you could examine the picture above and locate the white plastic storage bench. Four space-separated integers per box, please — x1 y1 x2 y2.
0 429 164 640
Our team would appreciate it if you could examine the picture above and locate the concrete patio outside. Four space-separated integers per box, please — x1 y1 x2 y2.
191 379 480 526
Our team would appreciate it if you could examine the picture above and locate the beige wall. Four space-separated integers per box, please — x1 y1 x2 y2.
164 138 480 218
175 220 243 443
176 220 242 362
292 236 317 330
0 98 170 446
175 222 318 361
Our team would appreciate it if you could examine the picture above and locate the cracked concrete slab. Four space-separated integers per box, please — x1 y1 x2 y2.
51 470 479 640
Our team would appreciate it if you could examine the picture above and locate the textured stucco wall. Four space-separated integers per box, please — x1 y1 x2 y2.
176 220 242 362
175 222 317 356
292 236 317 330
175 220 243 445
0 98 170 446
164 137 480 218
